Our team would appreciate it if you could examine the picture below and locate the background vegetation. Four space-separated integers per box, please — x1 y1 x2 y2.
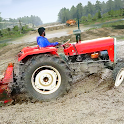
0 25 33 40
58 0 124 24
0 15 43 41
0 15 43 30
0 0 124 42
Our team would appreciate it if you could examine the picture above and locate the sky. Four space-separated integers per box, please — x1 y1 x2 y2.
0 0 108 23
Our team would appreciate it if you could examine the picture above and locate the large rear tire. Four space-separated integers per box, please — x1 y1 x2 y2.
21 54 71 101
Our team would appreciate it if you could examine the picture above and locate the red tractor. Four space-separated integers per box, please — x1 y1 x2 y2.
0 29 122 105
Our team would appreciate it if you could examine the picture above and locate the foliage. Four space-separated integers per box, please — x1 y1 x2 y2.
80 16 87 23
18 15 43 26
0 43 8 49
0 25 33 41
58 0 124 23
98 11 102 19
13 25 19 31
87 14 92 22
0 15 43 30
101 20 124 28
0 14 42 41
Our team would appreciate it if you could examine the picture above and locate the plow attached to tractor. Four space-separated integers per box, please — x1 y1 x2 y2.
0 28 124 105
0 63 13 105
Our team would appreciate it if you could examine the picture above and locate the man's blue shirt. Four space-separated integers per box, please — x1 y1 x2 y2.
37 36 58 47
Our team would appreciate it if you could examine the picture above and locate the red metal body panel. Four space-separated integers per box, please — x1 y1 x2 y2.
64 37 115 62
0 63 13 85
18 46 58 61
0 63 13 93
0 64 13 104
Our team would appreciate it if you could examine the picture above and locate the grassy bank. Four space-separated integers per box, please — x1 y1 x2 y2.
102 20 124 40
101 20 124 29
0 43 8 49
82 17 124 26
0 25 33 41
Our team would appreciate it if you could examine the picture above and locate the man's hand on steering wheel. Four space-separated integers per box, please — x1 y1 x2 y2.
55 42 62 48
62 39 70 47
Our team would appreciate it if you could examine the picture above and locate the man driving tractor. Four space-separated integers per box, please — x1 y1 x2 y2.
37 27 59 48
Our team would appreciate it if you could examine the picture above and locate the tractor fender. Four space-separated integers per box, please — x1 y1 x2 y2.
18 46 58 62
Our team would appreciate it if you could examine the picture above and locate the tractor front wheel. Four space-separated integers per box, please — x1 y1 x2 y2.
113 61 124 87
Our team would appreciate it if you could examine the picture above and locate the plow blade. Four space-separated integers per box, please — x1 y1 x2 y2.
0 63 14 106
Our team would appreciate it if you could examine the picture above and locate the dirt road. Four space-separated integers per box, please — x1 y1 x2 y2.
0 27 124 124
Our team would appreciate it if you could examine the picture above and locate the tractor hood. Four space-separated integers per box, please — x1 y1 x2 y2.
64 37 116 62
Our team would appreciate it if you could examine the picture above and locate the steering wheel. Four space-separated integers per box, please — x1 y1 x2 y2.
62 39 70 47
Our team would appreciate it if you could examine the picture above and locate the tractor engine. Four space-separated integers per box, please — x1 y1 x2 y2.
63 37 116 76
68 50 109 62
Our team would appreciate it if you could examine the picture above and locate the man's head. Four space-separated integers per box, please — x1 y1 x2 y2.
38 27 45 36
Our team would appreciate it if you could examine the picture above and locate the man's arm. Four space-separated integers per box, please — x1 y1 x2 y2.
37 36 59 48
48 42 59 47
44 38 59 47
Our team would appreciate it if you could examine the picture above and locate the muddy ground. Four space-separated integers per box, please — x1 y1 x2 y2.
0 27 124 123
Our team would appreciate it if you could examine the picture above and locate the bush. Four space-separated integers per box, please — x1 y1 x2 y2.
13 26 19 31
0 24 32 40
21 25 32 33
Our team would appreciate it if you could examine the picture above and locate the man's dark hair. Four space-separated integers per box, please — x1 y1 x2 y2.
38 27 45 36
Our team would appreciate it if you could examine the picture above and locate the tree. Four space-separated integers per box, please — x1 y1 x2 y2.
13 25 19 31
114 0 123 10
92 12 99 21
0 12 3 29
95 0 102 12
58 0 124 23
80 16 87 23
83 6 88 16
101 1 107 14
76 3 83 19
0 12 2 22
108 10 115 17
87 1 95 16
87 14 92 21
102 12 110 18
18 15 43 26
58 8 70 23
70 6 77 19
106 0 114 11
98 11 102 18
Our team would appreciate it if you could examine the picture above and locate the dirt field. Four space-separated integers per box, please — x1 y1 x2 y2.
0 27 124 123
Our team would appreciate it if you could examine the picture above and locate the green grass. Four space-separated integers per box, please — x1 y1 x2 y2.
0 26 33 41
101 20 124 29
0 43 8 49
82 17 124 26
0 32 27 41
